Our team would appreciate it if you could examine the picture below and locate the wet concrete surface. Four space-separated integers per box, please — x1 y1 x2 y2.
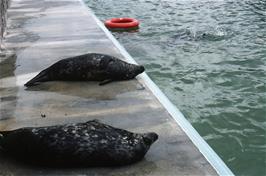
0 0 218 175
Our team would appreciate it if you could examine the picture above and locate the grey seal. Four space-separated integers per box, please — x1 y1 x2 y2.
0 120 158 166
24 53 145 87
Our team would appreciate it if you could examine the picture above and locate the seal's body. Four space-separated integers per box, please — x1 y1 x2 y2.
25 53 145 87
0 120 158 166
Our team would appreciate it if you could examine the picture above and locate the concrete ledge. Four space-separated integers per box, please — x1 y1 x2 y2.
0 0 233 175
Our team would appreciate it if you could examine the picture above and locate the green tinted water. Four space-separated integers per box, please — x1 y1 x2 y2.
85 0 266 175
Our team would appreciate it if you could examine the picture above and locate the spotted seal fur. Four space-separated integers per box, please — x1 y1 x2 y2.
0 120 158 166
25 53 145 87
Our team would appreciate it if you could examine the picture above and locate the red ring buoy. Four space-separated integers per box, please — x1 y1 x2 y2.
104 18 139 30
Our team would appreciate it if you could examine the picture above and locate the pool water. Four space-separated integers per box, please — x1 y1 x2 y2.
85 0 266 175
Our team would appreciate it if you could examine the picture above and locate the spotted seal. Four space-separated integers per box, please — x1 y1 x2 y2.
24 53 145 87
0 120 158 166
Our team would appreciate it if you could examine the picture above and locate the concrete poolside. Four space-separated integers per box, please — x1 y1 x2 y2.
0 0 232 175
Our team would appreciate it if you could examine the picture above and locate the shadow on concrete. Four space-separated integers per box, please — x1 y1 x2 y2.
24 79 145 100
0 149 158 176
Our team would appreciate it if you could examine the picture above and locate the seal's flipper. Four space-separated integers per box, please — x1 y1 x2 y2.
0 132 3 144
0 135 3 150
24 71 49 87
0 131 8 150
99 79 113 86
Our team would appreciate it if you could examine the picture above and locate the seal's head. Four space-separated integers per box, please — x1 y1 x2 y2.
124 65 145 79
142 132 158 146
132 132 158 160
107 59 145 80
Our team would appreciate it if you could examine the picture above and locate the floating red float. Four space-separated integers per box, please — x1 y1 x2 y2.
104 18 139 30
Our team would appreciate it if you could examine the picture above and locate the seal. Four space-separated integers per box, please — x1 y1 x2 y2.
24 53 145 87
0 120 158 166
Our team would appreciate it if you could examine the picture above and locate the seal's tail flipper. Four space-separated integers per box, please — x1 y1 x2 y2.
24 71 49 87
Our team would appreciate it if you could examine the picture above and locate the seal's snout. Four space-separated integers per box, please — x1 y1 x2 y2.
125 64 145 79
138 65 145 74
143 132 158 146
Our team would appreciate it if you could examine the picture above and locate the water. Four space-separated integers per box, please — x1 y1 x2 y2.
85 0 266 175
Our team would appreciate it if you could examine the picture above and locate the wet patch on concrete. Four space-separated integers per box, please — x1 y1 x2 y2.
0 54 17 79
0 96 16 102
0 86 18 121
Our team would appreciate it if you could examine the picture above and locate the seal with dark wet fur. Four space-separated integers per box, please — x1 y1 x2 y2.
0 120 158 166
24 53 145 87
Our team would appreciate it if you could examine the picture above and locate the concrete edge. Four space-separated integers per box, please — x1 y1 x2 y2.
78 0 234 175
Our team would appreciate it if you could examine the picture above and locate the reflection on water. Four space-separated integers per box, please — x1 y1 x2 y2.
86 0 266 175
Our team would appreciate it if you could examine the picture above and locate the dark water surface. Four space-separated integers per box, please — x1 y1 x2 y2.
85 0 266 175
